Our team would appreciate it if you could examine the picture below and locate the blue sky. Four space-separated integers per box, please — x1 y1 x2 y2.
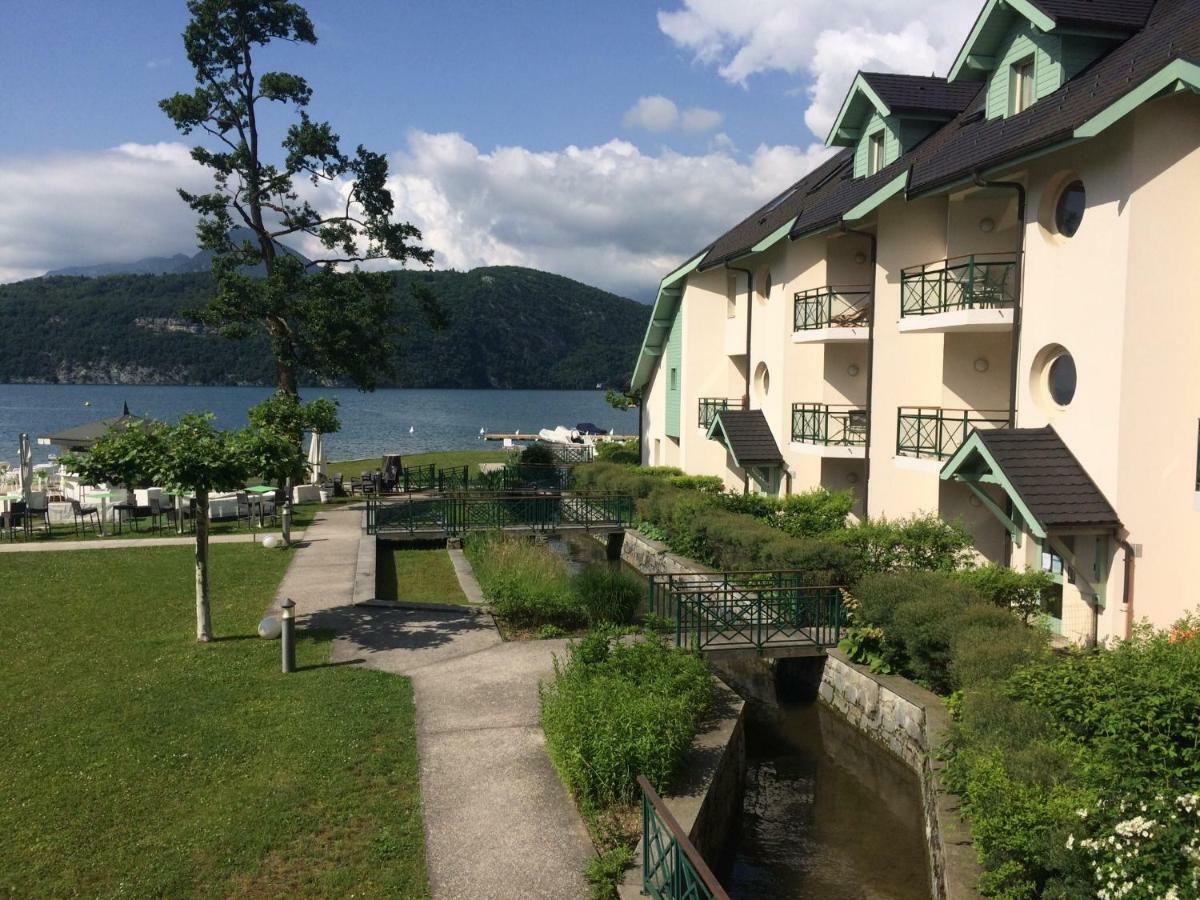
0 1 980 297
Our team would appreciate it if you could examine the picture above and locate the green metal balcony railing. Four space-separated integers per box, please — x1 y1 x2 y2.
896 407 1010 460
794 286 872 331
640 776 730 900
697 397 746 429
365 492 634 535
791 403 868 446
900 253 1018 317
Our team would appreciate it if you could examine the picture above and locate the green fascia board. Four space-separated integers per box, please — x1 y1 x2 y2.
1074 59 1200 139
705 413 741 468
940 431 1047 539
825 73 892 148
948 0 1056 82
751 217 798 254
843 170 909 222
630 253 705 391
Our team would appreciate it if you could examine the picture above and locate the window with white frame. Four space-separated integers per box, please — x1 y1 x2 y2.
1010 56 1036 115
866 131 885 176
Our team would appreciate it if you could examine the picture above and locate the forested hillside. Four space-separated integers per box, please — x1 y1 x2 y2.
0 266 649 389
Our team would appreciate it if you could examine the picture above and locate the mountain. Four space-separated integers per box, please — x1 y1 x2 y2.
43 229 312 279
0 266 650 390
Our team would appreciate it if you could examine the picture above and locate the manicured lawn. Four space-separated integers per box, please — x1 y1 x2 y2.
0 545 428 898
329 449 510 481
377 545 469 605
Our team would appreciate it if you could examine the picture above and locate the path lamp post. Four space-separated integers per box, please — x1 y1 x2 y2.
280 598 296 673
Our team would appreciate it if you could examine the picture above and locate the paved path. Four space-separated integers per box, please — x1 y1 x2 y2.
0 533 259 553
271 505 593 900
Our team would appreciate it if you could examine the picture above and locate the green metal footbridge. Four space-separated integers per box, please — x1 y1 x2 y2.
649 571 846 657
364 492 634 537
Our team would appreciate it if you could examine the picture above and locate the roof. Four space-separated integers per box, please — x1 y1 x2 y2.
944 426 1121 530
1031 0 1156 31
859 73 981 117
705 409 783 467
692 0 1200 264
40 407 149 451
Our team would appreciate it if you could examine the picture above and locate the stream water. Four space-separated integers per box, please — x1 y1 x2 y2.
550 533 933 900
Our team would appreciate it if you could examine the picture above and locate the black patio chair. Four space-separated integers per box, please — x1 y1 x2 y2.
71 498 101 535
361 472 377 496
3 501 28 540
165 497 195 533
332 473 345 498
349 475 363 496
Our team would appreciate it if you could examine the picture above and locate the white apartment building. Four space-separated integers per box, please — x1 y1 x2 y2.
632 0 1200 644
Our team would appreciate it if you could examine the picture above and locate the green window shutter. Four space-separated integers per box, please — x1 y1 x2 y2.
664 304 682 438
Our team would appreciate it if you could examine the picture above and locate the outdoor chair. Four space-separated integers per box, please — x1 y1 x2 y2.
164 498 194 533
236 492 253 529
71 498 101 535
361 473 377 496
3 501 28 540
331 473 345 497
349 475 363 496
148 498 172 532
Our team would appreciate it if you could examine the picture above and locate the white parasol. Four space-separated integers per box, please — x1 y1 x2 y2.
307 431 326 485
19 433 33 504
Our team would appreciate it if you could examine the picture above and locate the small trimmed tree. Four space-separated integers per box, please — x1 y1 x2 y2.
247 392 340 543
69 414 299 642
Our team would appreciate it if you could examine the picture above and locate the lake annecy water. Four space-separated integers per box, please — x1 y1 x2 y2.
0 384 637 464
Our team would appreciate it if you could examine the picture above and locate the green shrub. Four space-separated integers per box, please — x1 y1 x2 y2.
718 488 854 537
584 845 633 900
596 440 639 465
464 534 583 629
572 566 643 626
954 564 1055 623
835 514 975 574
520 443 558 466
540 632 712 808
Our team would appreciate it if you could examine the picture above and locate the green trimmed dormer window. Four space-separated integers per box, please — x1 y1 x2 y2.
1010 55 1036 115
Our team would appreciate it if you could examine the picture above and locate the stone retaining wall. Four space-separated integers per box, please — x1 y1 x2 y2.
820 649 983 900
615 528 711 577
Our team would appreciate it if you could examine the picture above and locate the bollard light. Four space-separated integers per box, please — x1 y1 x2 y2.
280 598 296 673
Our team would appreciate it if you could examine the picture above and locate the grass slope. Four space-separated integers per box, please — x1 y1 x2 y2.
328 449 509 480
0 545 428 898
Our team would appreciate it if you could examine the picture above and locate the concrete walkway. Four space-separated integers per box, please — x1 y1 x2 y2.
272 506 593 900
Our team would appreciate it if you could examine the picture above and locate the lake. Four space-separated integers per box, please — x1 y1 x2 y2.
0 384 638 464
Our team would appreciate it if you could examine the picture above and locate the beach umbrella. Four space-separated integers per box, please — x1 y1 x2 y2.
307 431 326 485
19 433 33 504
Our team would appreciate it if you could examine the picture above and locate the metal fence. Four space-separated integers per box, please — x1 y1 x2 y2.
900 253 1018 317
674 583 845 652
538 443 595 465
472 463 574 492
896 407 1010 460
793 286 872 331
436 465 470 492
399 463 436 493
791 403 868 446
366 492 634 535
697 397 746 430
640 776 729 900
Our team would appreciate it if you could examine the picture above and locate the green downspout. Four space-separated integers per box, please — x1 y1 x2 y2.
839 225 877 517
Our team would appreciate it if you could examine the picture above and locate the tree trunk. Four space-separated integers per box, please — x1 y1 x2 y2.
194 490 213 642
281 476 293 545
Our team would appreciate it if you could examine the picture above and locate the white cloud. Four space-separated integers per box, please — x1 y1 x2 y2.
657 0 979 140
0 134 833 299
680 107 723 132
623 95 724 134
623 95 681 132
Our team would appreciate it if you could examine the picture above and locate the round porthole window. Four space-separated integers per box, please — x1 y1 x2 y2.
1031 344 1077 411
757 269 772 303
754 362 771 400
1054 180 1086 237
1047 352 1077 406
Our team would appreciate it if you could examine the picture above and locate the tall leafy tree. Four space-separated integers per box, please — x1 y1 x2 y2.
160 0 433 396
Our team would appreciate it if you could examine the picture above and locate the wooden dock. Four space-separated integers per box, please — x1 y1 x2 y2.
482 432 636 443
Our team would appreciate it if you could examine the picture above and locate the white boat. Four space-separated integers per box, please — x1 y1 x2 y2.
536 425 591 445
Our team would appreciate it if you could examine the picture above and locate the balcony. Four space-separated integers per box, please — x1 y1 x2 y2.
698 397 746 430
793 286 872 344
899 254 1017 334
791 403 868 458
896 407 1010 462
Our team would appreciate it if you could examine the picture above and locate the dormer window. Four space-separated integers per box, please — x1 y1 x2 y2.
867 132 885 176
1010 56 1036 115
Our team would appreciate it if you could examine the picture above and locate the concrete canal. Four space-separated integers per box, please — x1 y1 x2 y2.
551 533 933 899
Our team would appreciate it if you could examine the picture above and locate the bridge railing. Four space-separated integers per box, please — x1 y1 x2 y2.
647 570 832 620
674 583 845 652
366 492 634 535
639 776 729 900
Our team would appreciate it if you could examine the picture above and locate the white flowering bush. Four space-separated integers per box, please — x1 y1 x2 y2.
1070 794 1200 899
